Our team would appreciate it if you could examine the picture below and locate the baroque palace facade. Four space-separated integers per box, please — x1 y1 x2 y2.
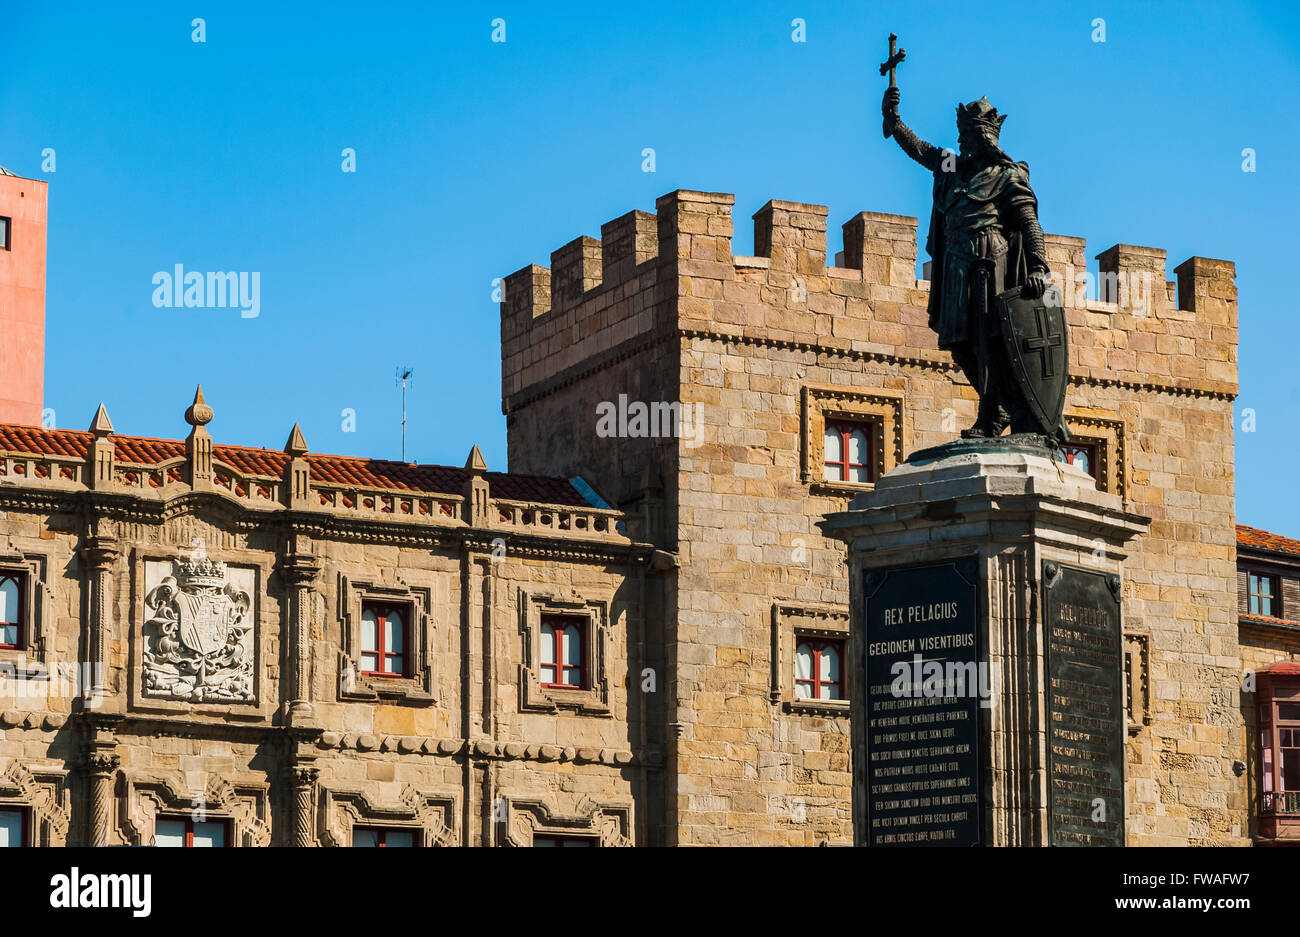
0 170 1298 845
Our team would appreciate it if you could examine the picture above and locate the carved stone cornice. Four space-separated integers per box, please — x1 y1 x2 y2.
79 536 121 571
0 488 652 566
279 552 322 586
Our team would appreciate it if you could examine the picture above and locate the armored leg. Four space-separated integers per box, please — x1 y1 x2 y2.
952 343 1008 439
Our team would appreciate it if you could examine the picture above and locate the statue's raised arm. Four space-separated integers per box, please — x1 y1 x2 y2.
883 87 942 173
872 32 1070 447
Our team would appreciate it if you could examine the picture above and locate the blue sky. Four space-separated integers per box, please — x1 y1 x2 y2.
1 1 1297 531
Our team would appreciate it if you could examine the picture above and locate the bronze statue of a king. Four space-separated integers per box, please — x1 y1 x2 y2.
881 41 1069 446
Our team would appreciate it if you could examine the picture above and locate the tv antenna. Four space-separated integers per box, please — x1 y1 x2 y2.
396 367 414 462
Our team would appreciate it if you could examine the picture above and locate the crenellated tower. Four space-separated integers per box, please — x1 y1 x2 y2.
501 189 1242 846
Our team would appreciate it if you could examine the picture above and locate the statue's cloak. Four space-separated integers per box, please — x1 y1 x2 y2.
925 159 1038 348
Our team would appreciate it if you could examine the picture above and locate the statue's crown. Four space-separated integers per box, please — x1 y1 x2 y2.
956 96 1007 134
178 556 226 588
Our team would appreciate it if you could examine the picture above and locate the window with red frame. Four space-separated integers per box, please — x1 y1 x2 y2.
360 601 409 677
154 816 227 847
795 638 844 701
533 834 597 847
352 827 416 847
823 421 874 483
0 807 25 847
1058 441 1099 479
0 572 23 649
539 615 584 689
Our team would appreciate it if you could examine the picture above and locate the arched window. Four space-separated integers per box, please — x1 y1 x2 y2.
0 573 22 649
540 616 584 688
823 422 873 483
795 638 844 701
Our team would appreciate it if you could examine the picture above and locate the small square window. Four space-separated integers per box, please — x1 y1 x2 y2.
0 217 10 251
823 421 875 484
795 637 845 701
353 827 416 847
0 808 25 847
361 601 409 677
533 834 597 847
1249 572 1279 618
154 816 227 847
540 614 585 689
0 571 24 650
1059 441 1099 479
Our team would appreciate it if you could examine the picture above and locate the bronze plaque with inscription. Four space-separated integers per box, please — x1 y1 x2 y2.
863 558 981 846
1043 561 1125 846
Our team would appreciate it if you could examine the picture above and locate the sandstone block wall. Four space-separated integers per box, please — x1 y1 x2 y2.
503 189 1245 845
0 441 654 845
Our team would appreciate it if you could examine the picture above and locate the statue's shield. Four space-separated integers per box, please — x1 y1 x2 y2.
996 285 1069 435
176 592 230 656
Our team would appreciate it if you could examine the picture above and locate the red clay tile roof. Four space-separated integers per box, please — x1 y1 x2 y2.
1240 613 1300 628
1237 524 1300 557
0 424 590 506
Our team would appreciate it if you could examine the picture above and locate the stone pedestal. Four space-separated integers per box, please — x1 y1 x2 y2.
821 440 1149 846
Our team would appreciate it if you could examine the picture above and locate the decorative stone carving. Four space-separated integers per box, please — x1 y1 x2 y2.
120 770 271 847
517 589 612 716
0 760 71 846
142 555 255 702
770 601 851 714
290 765 319 847
80 536 119 702
504 797 633 847
317 784 457 847
85 751 120 846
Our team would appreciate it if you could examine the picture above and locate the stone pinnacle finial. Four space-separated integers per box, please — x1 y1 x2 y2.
89 403 114 437
465 444 488 474
185 385 214 427
284 423 309 456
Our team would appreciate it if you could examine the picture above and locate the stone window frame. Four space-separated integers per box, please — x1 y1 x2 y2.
0 550 50 671
1062 413 1126 499
317 783 457 847
130 550 273 720
800 384 904 496
120 770 271 847
518 589 611 716
771 602 851 716
502 798 632 847
0 761 70 846
337 575 435 705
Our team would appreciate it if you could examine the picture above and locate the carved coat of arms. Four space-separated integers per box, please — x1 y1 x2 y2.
143 556 254 702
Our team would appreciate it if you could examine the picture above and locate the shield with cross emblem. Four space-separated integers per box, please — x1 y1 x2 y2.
996 285 1069 437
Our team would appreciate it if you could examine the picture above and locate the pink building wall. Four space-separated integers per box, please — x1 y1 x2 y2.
0 171 46 426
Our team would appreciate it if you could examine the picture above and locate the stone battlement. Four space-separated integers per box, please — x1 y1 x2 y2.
501 190 1238 407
